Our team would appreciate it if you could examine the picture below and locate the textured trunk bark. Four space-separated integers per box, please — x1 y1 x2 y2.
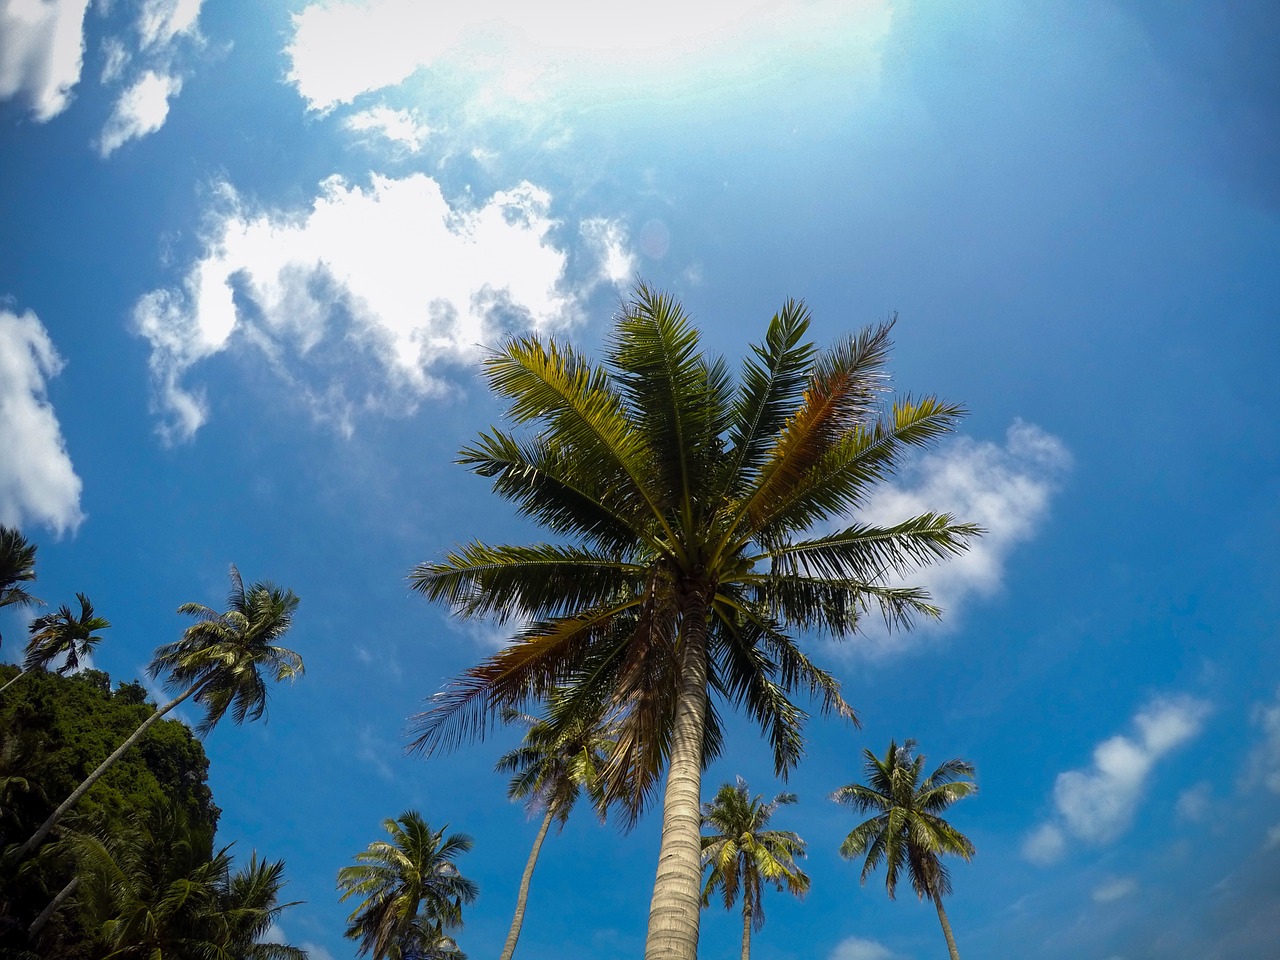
15 681 202 861
933 893 961 960
498 807 555 960
740 893 752 960
29 875 78 937
643 587 710 960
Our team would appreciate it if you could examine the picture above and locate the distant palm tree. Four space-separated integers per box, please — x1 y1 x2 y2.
494 696 611 960
0 594 111 696
700 777 809 960
337 811 477 960
832 739 976 960
220 853 309 960
13 565 303 861
0 526 42 646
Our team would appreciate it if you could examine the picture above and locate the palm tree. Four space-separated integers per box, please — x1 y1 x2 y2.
12 565 303 861
220 853 310 960
0 526 42 647
0 594 111 695
494 696 611 960
337 811 477 960
408 287 979 960
832 739 977 960
700 777 809 960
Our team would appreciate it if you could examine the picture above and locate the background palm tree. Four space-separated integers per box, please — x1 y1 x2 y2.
409 287 978 960
0 526 42 647
220 853 310 960
493 695 611 960
832 739 977 960
337 811 477 960
13 565 303 861
0 594 110 696
700 777 809 960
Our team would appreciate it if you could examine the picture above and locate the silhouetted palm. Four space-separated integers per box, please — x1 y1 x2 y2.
0 594 109 695
0 527 41 647
833 739 976 960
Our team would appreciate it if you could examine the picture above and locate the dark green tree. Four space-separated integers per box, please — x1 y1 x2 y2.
832 739 977 960
0 526 42 646
0 594 110 696
409 286 979 960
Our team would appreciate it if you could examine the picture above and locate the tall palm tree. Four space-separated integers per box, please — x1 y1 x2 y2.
0 594 111 695
832 739 977 960
13 565 303 861
700 777 809 960
494 695 611 960
408 287 979 960
337 811 477 960
220 853 310 960
0 526 42 647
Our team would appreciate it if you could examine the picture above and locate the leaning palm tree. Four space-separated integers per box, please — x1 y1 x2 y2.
337 811 477 960
0 594 110 695
700 777 809 960
494 695 611 960
409 286 979 960
12 565 303 861
832 739 977 960
0 526 42 646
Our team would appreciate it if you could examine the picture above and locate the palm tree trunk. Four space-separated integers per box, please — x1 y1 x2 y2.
498 807 555 960
29 875 78 937
740 894 752 960
14 680 203 861
933 893 961 960
0 670 24 695
644 587 710 960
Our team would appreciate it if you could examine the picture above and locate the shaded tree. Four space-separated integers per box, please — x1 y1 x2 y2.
832 739 977 960
409 286 978 960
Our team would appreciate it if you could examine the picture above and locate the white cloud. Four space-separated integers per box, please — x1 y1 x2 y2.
581 219 635 287
0 0 92 120
0 308 84 535
344 105 432 151
97 69 182 155
829 937 897 960
100 37 130 84
1092 876 1137 903
286 0 892 114
134 173 630 442
300 944 335 960
1265 824 1280 851
1024 695 1211 863
1175 781 1211 822
853 420 1071 646
1245 688 1280 794
137 0 203 49
1021 823 1066 865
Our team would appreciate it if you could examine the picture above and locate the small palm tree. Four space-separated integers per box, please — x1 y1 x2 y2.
832 739 976 960
13 565 303 861
701 777 809 960
220 853 309 960
494 696 611 960
0 594 111 696
0 526 42 646
337 811 477 960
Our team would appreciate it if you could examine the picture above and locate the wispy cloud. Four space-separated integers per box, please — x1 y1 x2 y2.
0 0 92 120
97 69 183 156
1023 695 1212 863
1244 687 1280 794
1092 876 1137 903
344 105 432 151
829 936 898 960
133 174 632 442
0 307 84 535
1174 781 1211 823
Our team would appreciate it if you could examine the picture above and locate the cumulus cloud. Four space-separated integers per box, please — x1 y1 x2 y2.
852 419 1071 647
0 0 92 120
133 173 630 442
343 105 432 151
1245 688 1280 794
97 69 182 156
286 0 892 114
1092 876 1138 903
0 308 84 535
829 937 897 960
1023 695 1212 863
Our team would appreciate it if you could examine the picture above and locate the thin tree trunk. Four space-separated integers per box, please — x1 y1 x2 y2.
740 893 752 960
0 670 24 695
498 807 555 960
644 587 710 960
14 681 202 861
933 893 961 960
29 875 78 937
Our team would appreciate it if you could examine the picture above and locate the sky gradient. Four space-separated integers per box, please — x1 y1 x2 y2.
2 1 1278 958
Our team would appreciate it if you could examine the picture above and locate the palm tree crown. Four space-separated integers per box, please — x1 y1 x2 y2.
0 526 42 645
409 286 979 960
701 777 809 960
24 593 110 674
337 811 477 960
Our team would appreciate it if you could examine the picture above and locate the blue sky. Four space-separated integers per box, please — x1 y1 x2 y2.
2 1 1278 958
